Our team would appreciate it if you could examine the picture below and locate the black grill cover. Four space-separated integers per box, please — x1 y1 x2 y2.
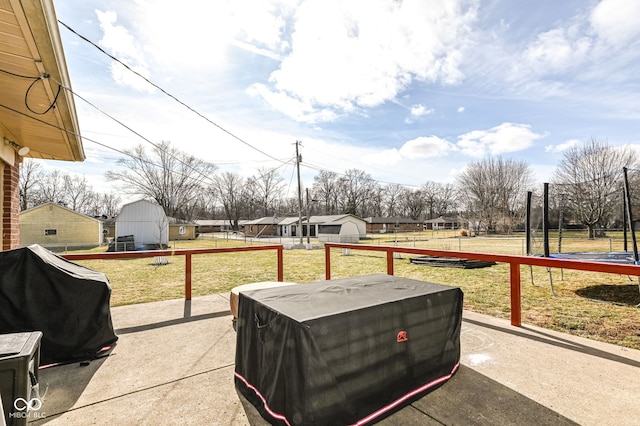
235 274 463 425
0 245 117 364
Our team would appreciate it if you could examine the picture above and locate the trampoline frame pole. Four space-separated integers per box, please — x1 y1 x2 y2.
623 188 628 253
525 191 532 256
623 167 639 264
543 183 550 258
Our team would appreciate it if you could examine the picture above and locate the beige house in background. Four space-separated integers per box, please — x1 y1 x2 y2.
20 203 103 249
168 217 197 241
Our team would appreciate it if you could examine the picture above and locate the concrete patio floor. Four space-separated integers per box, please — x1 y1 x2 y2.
29 292 640 426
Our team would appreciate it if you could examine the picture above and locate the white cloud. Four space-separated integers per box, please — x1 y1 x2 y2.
456 123 544 157
229 39 283 61
96 10 144 61
405 104 434 123
109 62 154 93
399 136 453 159
258 0 477 121
110 0 295 76
508 0 640 95
457 106 465 113
96 10 154 93
520 27 591 75
410 104 433 117
545 139 580 153
247 83 338 123
362 148 402 166
590 0 640 46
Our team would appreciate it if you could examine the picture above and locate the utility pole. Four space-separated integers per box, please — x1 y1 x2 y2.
296 140 303 245
306 188 311 245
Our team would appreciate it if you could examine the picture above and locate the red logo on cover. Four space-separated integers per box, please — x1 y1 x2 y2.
397 331 408 342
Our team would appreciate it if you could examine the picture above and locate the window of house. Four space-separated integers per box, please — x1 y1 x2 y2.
179 226 186 235
44 229 57 236
318 224 340 235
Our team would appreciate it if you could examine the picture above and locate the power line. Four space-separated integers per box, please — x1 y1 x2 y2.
57 19 285 165
0 102 158 165
56 20 419 192
0 100 300 214
301 159 421 189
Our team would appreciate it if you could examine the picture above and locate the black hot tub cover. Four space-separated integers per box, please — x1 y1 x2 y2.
0 244 117 364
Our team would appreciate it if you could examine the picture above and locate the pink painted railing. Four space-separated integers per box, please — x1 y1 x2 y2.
324 243 640 327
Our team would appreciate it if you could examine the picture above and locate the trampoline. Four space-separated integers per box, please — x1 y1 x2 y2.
548 251 639 265
528 177 640 303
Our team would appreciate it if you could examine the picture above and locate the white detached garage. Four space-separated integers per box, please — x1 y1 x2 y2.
116 199 169 248
316 214 367 243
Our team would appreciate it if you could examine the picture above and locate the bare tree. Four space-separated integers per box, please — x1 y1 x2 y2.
63 174 95 213
337 169 376 216
552 137 637 238
21 160 121 216
401 187 426 220
384 183 406 217
105 141 217 220
457 156 534 234
436 183 459 218
421 181 458 219
210 171 248 231
312 170 340 215
19 159 43 210
250 167 284 217
37 169 67 206
243 178 260 219
98 192 122 217
366 185 385 217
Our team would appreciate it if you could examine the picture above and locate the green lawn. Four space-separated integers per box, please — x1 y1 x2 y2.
68 231 640 350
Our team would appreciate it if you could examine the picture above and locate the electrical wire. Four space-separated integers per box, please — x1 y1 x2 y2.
0 68 62 115
4 22 435 203
48 75 296 199
301 159 421 189
57 19 285 165
57 19 420 193
25 74 62 115
0 101 213 187
56 21 433 193
0 101 296 213
0 69 42 79
0 102 146 161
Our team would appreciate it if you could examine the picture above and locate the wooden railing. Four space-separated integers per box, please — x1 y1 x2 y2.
63 245 284 300
324 243 640 327
61 242 640 328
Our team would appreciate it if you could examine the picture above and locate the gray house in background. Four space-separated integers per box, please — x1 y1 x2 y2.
238 214 366 243
195 219 234 233
279 217 302 238
364 217 423 234
244 216 281 237
116 199 169 248
423 216 465 230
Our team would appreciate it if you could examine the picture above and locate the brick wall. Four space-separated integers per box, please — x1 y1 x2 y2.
2 154 20 250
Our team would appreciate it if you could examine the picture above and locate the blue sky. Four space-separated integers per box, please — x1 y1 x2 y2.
48 0 640 197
